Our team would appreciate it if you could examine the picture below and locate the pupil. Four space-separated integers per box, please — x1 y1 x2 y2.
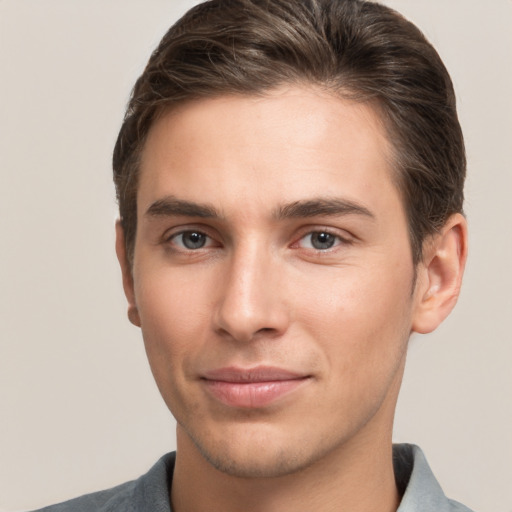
183 232 205 249
312 232 335 249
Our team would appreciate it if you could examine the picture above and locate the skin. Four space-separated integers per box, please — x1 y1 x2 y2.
116 86 467 512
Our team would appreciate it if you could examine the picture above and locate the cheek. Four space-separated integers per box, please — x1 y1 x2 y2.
294 261 414 373
134 269 213 376
133 272 214 420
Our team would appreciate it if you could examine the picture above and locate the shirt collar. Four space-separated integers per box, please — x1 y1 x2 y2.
394 444 470 511
135 444 469 512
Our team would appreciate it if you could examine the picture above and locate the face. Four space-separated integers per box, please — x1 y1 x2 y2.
124 86 425 478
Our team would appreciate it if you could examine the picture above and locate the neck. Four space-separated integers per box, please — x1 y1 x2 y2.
171 424 400 512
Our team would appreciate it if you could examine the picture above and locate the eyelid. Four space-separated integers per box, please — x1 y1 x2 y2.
161 224 222 250
292 226 355 248
159 223 355 251
162 223 215 241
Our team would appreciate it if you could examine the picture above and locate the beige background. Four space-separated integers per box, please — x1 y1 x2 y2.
1 1 511 511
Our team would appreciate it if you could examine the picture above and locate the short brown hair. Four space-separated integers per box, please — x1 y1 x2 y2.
113 0 465 265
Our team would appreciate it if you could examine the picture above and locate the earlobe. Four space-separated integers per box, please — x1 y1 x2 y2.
115 221 141 327
411 213 468 334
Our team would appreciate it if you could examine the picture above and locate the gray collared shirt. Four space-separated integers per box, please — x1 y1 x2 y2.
33 444 475 512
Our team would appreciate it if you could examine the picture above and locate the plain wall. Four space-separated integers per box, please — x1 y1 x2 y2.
1 1 511 511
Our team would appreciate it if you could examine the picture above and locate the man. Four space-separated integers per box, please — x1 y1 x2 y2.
35 0 471 510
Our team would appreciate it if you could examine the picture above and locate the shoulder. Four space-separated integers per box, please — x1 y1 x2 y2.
30 453 175 512
394 444 476 512
447 499 475 512
31 481 136 512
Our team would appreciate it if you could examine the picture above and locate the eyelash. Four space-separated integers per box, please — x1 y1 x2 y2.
165 229 218 251
295 229 352 251
163 227 353 253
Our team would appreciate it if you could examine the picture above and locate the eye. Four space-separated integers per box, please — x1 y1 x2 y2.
170 230 213 250
298 231 344 250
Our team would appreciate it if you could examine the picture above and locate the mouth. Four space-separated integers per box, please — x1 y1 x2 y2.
200 366 311 408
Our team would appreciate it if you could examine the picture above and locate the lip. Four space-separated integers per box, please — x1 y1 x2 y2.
201 366 311 408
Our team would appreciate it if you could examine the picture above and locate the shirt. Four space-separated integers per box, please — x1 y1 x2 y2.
32 444 475 512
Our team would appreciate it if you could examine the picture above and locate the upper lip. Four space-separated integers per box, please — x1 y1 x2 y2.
201 366 308 383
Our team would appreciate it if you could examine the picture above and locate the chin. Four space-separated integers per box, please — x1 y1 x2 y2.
197 442 313 479
184 421 341 479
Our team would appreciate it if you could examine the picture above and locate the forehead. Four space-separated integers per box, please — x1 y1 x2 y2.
137 86 398 219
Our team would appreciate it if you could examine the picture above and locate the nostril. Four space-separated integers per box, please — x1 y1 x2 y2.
254 327 280 338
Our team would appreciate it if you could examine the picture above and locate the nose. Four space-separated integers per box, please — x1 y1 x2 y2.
213 242 290 343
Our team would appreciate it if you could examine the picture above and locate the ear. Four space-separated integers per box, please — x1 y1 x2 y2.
412 213 468 334
115 221 141 327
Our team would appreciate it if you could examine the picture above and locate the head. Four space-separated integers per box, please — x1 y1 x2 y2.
113 0 465 269
113 0 467 481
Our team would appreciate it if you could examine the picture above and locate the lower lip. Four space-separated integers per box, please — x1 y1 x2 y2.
203 378 309 408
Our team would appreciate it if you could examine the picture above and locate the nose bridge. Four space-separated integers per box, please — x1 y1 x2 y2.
214 237 288 342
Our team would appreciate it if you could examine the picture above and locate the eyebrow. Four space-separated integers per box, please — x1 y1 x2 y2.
274 198 375 220
145 195 375 221
146 196 221 218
